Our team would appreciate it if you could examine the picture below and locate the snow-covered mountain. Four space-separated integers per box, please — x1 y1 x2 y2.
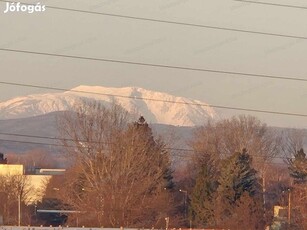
0 86 215 126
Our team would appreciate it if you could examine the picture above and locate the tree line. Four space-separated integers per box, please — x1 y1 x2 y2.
1 101 306 229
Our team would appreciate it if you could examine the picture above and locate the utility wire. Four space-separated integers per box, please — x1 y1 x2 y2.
0 134 287 160
0 132 290 161
0 0 307 40
1 48 306 83
0 135 287 165
232 0 307 10
0 79 307 118
0 138 66 148
0 132 74 142
0 131 98 143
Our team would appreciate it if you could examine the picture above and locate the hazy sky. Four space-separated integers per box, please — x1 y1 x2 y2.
0 0 306 128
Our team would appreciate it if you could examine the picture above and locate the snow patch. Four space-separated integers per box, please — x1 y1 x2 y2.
0 85 216 126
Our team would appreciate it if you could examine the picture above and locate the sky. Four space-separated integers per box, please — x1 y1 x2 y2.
0 0 307 128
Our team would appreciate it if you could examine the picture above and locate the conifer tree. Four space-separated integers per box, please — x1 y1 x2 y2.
190 154 219 227
288 148 307 184
128 116 174 189
216 149 263 226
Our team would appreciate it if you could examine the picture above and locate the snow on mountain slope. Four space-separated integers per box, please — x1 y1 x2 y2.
0 86 216 126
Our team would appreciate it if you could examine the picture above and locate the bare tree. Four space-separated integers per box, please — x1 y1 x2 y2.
282 128 306 158
0 175 32 225
191 115 280 171
55 101 174 227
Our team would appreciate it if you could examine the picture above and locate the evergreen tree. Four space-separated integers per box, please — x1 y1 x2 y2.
190 154 219 227
216 149 263 226
128 116 174 189
119 116 174 226
288 148 307 184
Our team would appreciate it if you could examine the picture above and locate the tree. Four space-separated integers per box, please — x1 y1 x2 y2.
282 129 305 157
191 115 282 225
288 148 307 184
290 185 307 229
281 129 307 229
216 149 264 229
129 116 174 190
56 101 174 227
191 115 280 171
0 175 32 225
190 154 218 227
190 115 280 227
287 148 307 229
220 192 264 230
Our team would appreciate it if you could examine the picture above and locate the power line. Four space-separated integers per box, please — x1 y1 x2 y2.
1 48 306 83
0 0 307 40
0 133 287 165
174 152 286 160
0 132 88 143
0 132 60 141
232 0 307 10
0 132 191 155
175 154 287 165
0 79 307 118
0 133 288 160
0 132 292 162
0 138 65 148
0 131 187 150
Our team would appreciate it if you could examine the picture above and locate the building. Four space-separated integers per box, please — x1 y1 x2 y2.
26 168 66 204
0 154 66 204
0 164 24 176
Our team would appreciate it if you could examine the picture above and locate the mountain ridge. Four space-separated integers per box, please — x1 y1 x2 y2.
0 85 215 126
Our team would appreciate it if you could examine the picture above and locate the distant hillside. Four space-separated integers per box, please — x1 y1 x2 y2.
0 112 305 167
0 85 215 126
0 112 194 154
0 112 60 153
